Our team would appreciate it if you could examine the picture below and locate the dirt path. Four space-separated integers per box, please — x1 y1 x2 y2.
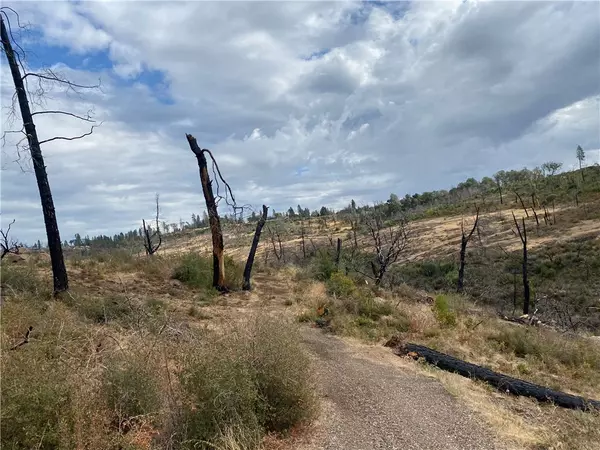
296 327 502 450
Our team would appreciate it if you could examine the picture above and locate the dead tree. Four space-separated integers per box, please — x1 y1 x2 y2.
512 212 531 315
300 220 306 259
142 194 162 256
514 192 529 218
242 205 268 291
335 238 342 269
1 218 21 259
365 213 409 285
267 224 284 262
393 343 600 411
457 207 479 293
186 134 238 292
1 8 100 294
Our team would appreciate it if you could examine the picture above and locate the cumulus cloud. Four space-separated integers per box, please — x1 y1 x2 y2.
1 0 599 244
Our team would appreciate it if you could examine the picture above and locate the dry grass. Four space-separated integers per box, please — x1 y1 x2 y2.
0 258 316 450
289 264 600 449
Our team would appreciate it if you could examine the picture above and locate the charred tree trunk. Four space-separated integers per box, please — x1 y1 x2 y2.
242 205 268 291
335 238 342 270
393 343 600 411
1 17 68 294
512 212 530 315
531 206 540 228
515 192 529 218
457 208 479 293
186 134 227 291
142 194 162 255
496 179 503 205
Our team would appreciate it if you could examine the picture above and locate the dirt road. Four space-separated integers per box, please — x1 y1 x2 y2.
297 327 501 450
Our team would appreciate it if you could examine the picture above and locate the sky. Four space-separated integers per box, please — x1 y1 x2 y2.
1 0 599 245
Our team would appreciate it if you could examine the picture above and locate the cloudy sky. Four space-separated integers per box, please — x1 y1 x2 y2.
1 0 599 244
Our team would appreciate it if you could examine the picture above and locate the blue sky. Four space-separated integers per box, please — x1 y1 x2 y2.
1 0 599 244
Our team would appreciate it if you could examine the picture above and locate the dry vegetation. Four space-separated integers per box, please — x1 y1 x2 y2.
3 174 600 450
1 254 317 450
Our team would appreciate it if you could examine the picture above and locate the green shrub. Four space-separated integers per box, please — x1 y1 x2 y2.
326 272 356 297
357 292 394 320
311 250 336 281
172 253 243 290
172 253 213 289
1 351 74 449
433 294 457 327
69 295 132 324
175 318 316 448
0 264 51 299
102 355 161 429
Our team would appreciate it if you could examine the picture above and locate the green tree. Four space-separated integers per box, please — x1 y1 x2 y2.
541 161 562 177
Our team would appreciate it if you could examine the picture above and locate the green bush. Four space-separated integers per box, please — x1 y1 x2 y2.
311 250 336 281
1 351 74 449
102 355 161 429
326 272 356 297
433 295 457 327
175 317 316 449
172 253 213 289
172 253 243 290
69 295 132 325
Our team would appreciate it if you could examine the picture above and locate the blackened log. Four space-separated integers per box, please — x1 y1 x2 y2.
395 343 600 411
242 205 268 291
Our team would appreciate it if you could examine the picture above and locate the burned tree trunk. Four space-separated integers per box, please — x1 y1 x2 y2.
186 134 226 291
142 194 162 255
335 238 342 270
457 207 479 293
1 16 68 293
242 205 268 291
393 343 600 411
512 212 530 315
515 192 529 218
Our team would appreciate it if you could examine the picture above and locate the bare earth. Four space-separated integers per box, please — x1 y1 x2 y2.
296 327 502 450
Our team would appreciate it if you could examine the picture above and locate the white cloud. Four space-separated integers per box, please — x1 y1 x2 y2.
1 0 599 243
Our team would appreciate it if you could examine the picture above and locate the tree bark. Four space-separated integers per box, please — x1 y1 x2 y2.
242 205 268 291
335 238 342 269
186 134 226 291
457 208 479 293
392 343 600 411
522 217 530 314
1 17 68 294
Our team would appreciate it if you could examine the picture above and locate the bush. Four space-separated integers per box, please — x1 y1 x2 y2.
311 250 336 281
175 317 316 448
433 294 457 327
102 355 161 430
326 272 356 297
172 253 243 290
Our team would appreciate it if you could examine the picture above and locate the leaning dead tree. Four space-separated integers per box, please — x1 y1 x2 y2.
186 134 240 291
457 206 479 293
242 205 268 291
142 194 162 256
1 8 101 293
1 218 21 259
365 212 409 285
512 211 531 315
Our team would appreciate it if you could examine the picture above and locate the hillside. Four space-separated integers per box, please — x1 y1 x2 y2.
2 165 600 450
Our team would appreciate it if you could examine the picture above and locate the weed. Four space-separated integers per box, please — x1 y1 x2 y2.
102 354 161 431
433 294 457 327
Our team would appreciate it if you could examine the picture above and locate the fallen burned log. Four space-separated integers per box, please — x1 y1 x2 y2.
393 342 600 411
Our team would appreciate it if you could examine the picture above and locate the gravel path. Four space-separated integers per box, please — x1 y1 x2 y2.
297 328 502 450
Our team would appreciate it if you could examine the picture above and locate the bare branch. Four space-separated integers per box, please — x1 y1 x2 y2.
1 218 21 259
22 70 101 90
39 122 102 145
10 326 33 350
31 109 96 123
